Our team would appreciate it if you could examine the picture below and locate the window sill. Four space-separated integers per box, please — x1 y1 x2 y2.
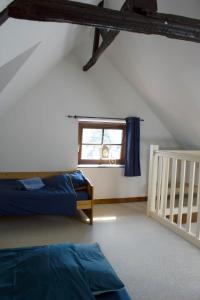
78 164 124 169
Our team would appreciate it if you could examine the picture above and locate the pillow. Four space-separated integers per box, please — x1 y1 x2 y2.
18 177 45 191
43 174 72 192
69 171 87 189
74 243 124 295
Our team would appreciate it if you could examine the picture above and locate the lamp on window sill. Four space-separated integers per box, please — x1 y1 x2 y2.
101 145 117 165
101 145 109 159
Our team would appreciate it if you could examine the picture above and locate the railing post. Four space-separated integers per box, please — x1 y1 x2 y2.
147 145 159 216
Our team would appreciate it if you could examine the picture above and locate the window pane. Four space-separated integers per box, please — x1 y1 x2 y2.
103 129 123 144
81 145 102 160
82 129 102 144
101 145 122 160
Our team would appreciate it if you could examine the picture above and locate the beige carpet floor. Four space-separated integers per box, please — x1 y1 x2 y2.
0 202 200 300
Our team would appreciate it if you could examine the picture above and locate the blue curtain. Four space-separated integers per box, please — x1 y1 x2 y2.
124 117 141 177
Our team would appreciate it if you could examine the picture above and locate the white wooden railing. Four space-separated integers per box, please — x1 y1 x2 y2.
147 145 200 249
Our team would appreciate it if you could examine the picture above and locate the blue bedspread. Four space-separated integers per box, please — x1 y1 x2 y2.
0 179 77 216
0 243 131 300
0 244 95 300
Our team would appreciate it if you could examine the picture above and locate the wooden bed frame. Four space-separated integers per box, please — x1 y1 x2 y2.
0 171 94 225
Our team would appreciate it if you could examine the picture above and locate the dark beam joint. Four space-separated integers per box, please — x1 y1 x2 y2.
83 30 119 71
134 0 157 13
99 29 109 40
92 1 104 55
83 0 158 71
83 0 132 71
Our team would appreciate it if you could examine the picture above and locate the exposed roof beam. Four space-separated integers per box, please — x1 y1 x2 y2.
84 0 159 71
133 0 157 13
83 31 119 71
92 1 104 55
0 8 9 26
99 29 109 40
7 0 200 46
83 0 132 71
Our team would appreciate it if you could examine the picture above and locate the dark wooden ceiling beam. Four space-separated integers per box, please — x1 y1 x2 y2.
7 0 200 45
83 31 119 71
134 0 157 13
0 8 9 26
99 29 109 40
83 0 133 71
83 0 159 71
92 1 104 55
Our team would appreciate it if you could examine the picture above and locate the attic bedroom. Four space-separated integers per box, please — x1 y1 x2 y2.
0 1 200 300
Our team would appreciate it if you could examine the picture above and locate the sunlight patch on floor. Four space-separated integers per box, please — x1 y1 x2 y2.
87 216 117 222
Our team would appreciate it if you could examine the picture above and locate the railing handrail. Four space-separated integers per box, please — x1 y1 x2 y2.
154 150 200 162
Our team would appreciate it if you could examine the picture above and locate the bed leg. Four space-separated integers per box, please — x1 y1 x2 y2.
83 208 93 225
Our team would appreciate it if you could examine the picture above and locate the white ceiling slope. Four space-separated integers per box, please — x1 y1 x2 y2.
107 0 200 149
0 0 98 116
0 0 14 12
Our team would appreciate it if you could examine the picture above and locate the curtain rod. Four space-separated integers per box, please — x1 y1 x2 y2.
66 115 144 122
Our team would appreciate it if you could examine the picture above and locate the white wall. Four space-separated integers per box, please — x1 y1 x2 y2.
0 50 178 199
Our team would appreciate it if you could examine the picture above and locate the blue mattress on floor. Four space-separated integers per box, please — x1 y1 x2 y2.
0 243 132 300
96 289 131 300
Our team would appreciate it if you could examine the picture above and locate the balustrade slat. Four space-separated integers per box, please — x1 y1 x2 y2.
160 157 168 217
156 156 163 214
186 161 196 233
162 157 170 218
169 159 177 223
178 160 186 227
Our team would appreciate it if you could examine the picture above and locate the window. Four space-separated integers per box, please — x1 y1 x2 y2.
78 122 126 166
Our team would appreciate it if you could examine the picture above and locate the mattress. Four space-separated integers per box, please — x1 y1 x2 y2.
0 243 132 300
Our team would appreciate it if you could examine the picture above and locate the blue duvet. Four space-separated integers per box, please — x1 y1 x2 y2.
0 243 131 300
0 179 77 216
0 244 95 300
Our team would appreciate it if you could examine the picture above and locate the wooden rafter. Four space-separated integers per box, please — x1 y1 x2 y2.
133 0 157 13
83 30 119 71
83 0 158 71
1 0 200 71
6 0 200 43
92 1 104 55
83 0 157 71
83 0 132 71
0 8 9 26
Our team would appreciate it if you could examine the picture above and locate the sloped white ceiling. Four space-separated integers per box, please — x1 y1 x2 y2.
106 0 200 149
0 0 98 116
0 0 14 12
0 20 80 115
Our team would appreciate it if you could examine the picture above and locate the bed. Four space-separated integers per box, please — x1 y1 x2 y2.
0 171 94 224
0 243 132 300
